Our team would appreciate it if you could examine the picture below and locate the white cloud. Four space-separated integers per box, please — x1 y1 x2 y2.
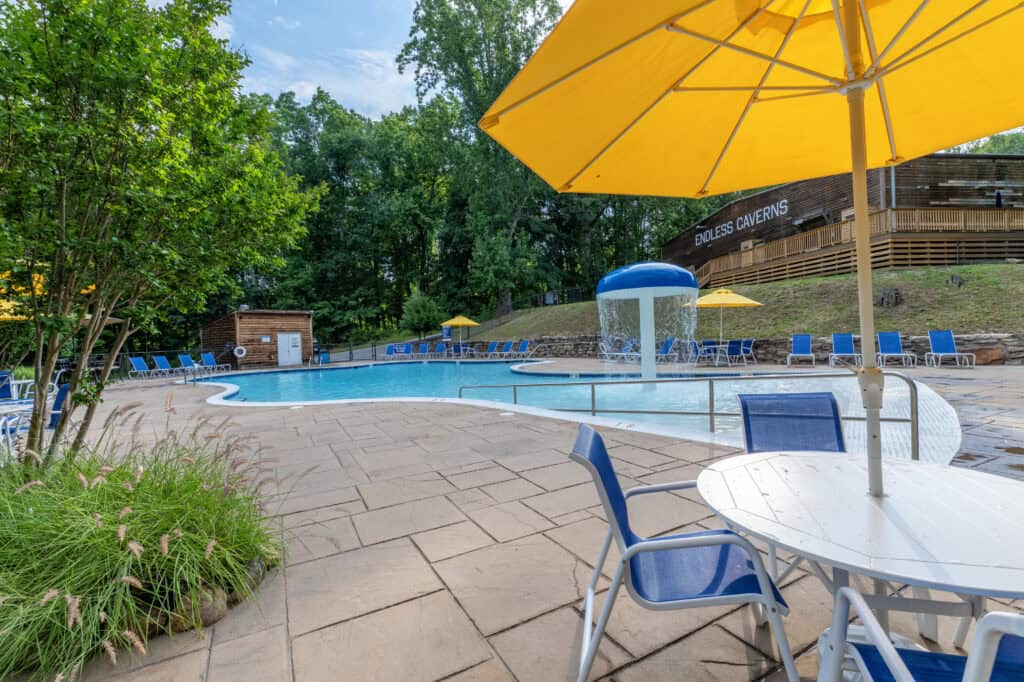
269 15 302 30
244 46 416 118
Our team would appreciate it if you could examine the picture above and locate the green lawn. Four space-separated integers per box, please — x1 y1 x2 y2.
479 263 1024 340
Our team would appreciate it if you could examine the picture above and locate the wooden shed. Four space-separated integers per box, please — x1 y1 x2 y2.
201 309 314 370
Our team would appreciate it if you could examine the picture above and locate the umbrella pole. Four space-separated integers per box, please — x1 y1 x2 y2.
846 4 885 498
719 307 724 345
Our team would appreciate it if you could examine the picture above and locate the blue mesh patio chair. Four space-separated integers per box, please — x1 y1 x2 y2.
569 425 798 682
48 383 70 430
201 352 231 373
820 587 1024 682
127 356 158 379
152 355 179 376
384 344 396 360
483 341 499 357
786 334 815 366
655 336 676 363
741 338 757 363
0 371 12 400
877 331 917 367
177 354 208 376
925 330 976 368
738 392 845 454
725 339 746 365
0 413 22 460
828 333 863 368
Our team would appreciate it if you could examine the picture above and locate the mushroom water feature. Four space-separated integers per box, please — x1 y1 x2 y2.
596 262 698 380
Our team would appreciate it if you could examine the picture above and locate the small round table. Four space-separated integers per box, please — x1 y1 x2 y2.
697 452 1024 644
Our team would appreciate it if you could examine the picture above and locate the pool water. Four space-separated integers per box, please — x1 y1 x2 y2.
200 360 961 463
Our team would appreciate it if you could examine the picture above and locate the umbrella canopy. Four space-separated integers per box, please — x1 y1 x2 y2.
481 1 1024 497
441 315 480 328
697 289 762 343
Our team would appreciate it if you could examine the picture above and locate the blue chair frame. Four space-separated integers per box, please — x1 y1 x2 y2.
201 352 231 373
569 425 797 682
741 338 756 363
738 392 846 454
821 587 1024 682
925 329 976 368
725 339 746 365
786 334 815 366
828 333 863 368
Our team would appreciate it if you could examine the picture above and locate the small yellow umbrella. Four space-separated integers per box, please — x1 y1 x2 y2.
696 289 762 344
441 315 480 354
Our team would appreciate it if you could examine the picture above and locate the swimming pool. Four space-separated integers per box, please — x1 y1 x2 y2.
198 360 961 463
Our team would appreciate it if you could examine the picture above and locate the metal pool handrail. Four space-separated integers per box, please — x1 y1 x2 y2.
459 370 921 461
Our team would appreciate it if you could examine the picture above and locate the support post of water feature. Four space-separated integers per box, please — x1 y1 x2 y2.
596 262 699 382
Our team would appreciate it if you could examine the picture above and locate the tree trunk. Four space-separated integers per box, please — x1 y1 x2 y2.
495 289 513 317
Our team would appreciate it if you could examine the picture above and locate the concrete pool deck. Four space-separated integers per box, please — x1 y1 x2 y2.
81 362 1024 681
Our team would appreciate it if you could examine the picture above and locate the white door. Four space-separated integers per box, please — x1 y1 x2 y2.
277 333 302 367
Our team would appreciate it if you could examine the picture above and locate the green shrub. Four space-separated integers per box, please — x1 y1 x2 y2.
400 292 446 338
0 410 281 680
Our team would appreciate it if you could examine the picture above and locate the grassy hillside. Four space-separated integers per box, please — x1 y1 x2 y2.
478 264 1024 340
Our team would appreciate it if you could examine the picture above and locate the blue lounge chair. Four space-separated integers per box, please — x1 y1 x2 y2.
415 342 430 358
384 344 396 360
655 337 677 363
201 352 231 373
741 338 756 363
483 341 499 357
128 356 159 379
876 331 916 367
738 392 846 454
0 371 11 400
828 333 863 367
786 334 815 366
568 425 798 682
820 587 1024 682
177 354 207 376
512 339 530 359
152 355 178 376
724 339 746 365
925 329 975 368
496 340 514 358
433 341 448 358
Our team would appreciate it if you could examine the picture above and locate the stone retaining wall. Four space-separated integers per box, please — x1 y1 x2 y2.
506 333 1024 365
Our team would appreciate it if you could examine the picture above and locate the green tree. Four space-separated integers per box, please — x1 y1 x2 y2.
400 292 446 338
0 0 316 457
956 130 1024 155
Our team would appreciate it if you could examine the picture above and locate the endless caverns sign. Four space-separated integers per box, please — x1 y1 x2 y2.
694 199 789 247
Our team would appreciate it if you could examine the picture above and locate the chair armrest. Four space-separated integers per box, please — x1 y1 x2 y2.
624 480 697 498
822 587 914 682
963 611 1024 682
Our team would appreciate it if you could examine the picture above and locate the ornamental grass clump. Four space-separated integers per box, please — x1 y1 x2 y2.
0 409 281 680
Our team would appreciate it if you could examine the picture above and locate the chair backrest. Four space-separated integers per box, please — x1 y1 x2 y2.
928 329 957 354
153 355 173 371
201 352 218 367
569 425 635 550
621 339 635 353
658 337 675 354
501 341 514 353
385 344 395 357
791 334 812 355
129 357 149 373
517 340 529 354
701 339 717 347
727 339 742 355
178 354 197 368
738 392 846 453
486 341 498 353
419 343 429 354
0 371 10 400
49 384 70 429
877 331 903 354
435 342 447 353
832 333 856 355
741 338 754 352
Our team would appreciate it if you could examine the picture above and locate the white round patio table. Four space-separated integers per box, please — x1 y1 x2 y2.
697 452 1024 600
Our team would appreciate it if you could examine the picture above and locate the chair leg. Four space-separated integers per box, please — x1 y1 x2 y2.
763 599 799 682
578 562 624 682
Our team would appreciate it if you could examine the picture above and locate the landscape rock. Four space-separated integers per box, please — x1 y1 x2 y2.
170 586 228 632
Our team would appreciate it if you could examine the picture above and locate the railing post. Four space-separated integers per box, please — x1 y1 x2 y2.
590 383 596 416
708 380 716 432
512 385 518 405
909 377 920 461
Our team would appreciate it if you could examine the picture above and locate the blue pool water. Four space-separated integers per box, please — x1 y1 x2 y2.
198 360 960 462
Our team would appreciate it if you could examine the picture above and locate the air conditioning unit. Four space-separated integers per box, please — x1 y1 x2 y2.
740 240 754 251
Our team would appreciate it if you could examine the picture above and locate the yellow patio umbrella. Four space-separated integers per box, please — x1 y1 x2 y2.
481 1 1024 498
696 288 762 343
441 315 480 352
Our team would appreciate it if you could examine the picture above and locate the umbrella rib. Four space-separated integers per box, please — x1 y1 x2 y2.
857 0 899 162
560 6 770 191
865 0 930 77
674 85 832 92
478 1 717 126
831 0 856 80
699 0 813 196
665 24 842 86
878 0 994 75
878 1 1023 80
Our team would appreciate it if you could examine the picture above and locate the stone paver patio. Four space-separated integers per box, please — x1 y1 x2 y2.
79 362 1024 681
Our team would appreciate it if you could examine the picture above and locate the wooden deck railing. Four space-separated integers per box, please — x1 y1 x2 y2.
693 208 1024 283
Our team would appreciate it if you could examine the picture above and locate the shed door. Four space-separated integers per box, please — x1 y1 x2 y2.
277 332 302 367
